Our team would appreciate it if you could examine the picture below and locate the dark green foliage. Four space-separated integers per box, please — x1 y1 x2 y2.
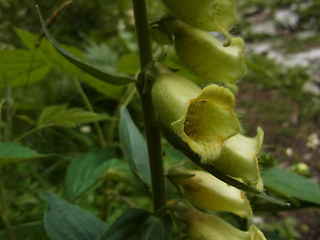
43 193 108 240
99 208 171 240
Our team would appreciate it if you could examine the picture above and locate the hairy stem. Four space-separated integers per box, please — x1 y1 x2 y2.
132 0 166 212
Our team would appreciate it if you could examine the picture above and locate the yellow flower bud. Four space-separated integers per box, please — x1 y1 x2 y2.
171 169 252 217
161 0 238 33
212 128 264 191
174 203 266 240
152 64 241 162
169 20 247 85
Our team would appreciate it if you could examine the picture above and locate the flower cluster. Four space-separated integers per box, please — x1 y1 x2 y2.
151 0 267 238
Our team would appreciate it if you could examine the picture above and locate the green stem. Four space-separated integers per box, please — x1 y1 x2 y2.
132 0 166 212
73 78 106 148
105 83 136 146
14 127 42 142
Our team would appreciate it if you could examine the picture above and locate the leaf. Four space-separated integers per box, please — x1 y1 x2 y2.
261 167 320 205
64 149 118 201
99 208 171 240
43 192 108 240
14 28 124 100
79 74 124 100
35 4 135 86
0 49 51 88
99 208 150 240
116 54 140 75
137 215 172 240
38 104 114 128
0 142 46 165
119 107 151 187
0 222 44 240
16 114 36 125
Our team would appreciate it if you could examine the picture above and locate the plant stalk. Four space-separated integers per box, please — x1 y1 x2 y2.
131 0 166 212
73 78 106 148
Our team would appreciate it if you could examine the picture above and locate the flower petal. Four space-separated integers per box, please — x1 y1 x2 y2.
171 169 252 217
161 0 238 33
212 128 264 190
171 21 247 84
174 84 241 161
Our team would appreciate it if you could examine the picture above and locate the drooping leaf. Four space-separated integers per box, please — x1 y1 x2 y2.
0 49 51 88
119 107 151 187
64 149 118 201
37 104 114 128
0 142 46 165
14 28 124 100
35 4 135 86
43 192 108 240
0 222 44 240
99 208 171 240
79 74 124 100
262 167 320 205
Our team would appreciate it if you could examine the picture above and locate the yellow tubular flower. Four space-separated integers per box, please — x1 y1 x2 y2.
212 128 264 191
151 63 241 162
174 203 266 240
169 20 247 85
171 169 252 218
161 0 238 34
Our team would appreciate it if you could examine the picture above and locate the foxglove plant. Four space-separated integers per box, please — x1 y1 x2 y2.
150 0 267 238
35 0 279 238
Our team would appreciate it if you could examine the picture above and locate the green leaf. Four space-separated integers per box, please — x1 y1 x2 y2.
38 104 114 128
35 5 135 86
78 74 124 100
14 28 124 100
99 208 171 240
137 215 172 240
16 114 36 125
0 222 44 240
0 142 46 165
0 49 51 88
119 107 151 187
262 167 320 205
116 54 140 75
43 192 108 240
99 208 150 240
64 149 117 201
